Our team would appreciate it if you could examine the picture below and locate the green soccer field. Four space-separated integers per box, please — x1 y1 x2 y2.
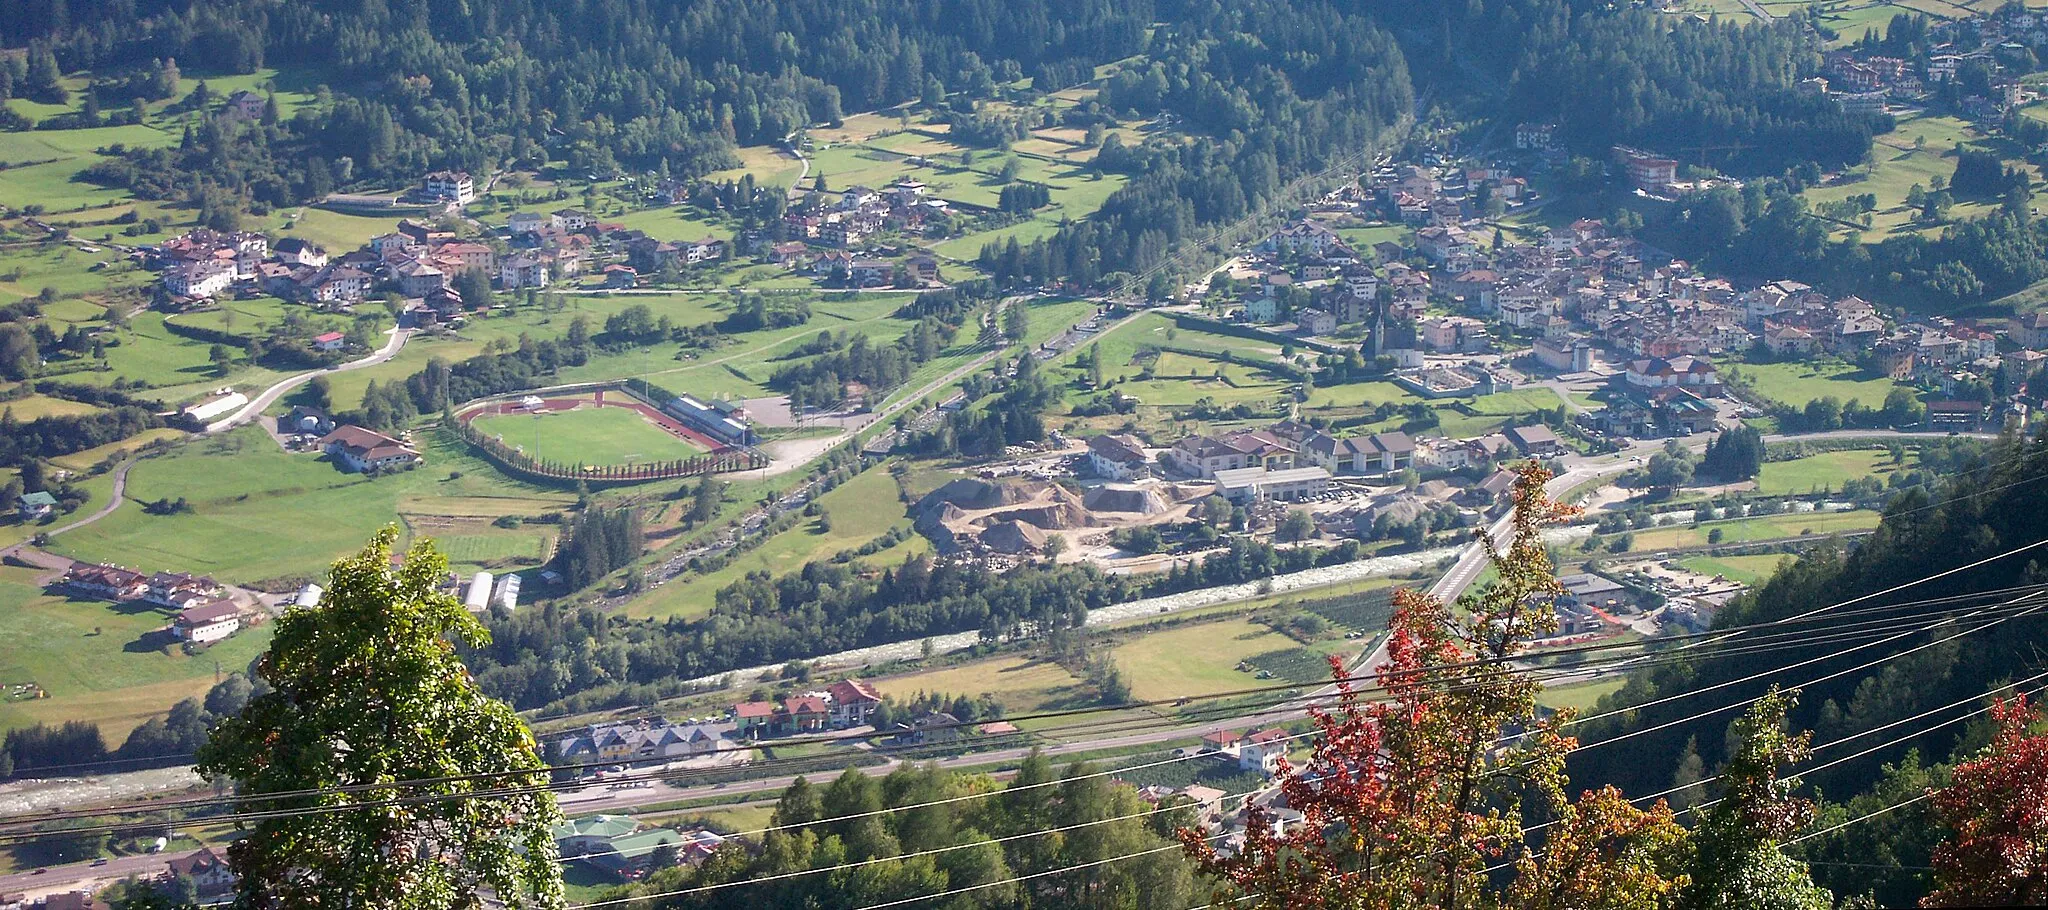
469 403 710 466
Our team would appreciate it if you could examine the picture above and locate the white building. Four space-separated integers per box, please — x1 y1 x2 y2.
422 170 475 204
1086 434 1150 480
500 254 549 290
1214 466 1332 503
164 260 235 298
174 601 240 644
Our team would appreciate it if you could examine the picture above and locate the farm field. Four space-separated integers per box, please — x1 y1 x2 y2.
169 295 354 339
622 466 928 620
0 242 153 303
47 428 188 474
1755 448 1910 495
469 402 710 466
701 145 809 189
270 207 404 254
1679 553 1795 586
871 655 1089 715
1728 359 1906 409
1110 618 1349 703
0 123 179 213
1305 380 1424 411
2 393 102 420
51 427 570 585
1625 509 1882 551
1110 362 1292 409
317 291 916 411
0 564 275 741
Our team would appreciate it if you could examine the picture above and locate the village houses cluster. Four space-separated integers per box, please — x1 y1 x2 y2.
59 563 248 646
1807 4 2048 122
149 168 955 321
769 178 947 287
1218 142 2034 436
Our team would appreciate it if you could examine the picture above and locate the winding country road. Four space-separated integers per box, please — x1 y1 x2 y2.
204 326 414 434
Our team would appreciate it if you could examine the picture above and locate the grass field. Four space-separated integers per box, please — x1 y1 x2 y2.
48 428 187 474
1305 381 1424 410
1 394 102 420
0 563 275 741
1539 677 1624 714
1805 110 2037 240
1729 359 1906 409
0 242 153 303
1755 448 1911 495
1110 618 1348 702
871 656 1089 714
0 123 179 213
271 207 402 254
52 427 570 584
1679 553 1794 586
1625 509 1882 551
622 466 927 620
470 404 710 466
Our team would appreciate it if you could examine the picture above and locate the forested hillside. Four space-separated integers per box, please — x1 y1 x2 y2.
1571 433 2048 903
7 0 1148 183
980 0 1415 291
1371 0 1877 174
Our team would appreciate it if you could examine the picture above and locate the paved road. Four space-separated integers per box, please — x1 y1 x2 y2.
1736 0 1774 19
0 850 171 899
4 424 1995 864
205 326 414 435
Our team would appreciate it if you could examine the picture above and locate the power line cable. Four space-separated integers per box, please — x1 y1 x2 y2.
6 589 2018 835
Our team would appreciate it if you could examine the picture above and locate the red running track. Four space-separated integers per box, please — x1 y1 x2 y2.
463 393 731 454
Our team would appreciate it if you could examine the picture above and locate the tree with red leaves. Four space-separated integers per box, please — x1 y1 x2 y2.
1180 464 1689 910
1924 694 2048 907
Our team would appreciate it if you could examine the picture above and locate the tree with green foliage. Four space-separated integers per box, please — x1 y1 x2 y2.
198 530 566 909
1276 508 1315 542
1701 425 1764 481
1675 689 1832 910
452 269 495 310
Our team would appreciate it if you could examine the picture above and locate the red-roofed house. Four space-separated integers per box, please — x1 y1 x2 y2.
1240 728 1291 773
1201 730 1242 753
317 425 421 474
165 847 237 899
783 695 830 733
65 563 149 600
827 679 883 727
312 331 346 352
731 701 777 737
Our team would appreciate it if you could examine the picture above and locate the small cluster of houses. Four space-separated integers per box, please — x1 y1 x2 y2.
0 846 238 909
1086 418 1563 505
1812 4 2048 123
151 229 362 307
552 718 739 768
781 179 950 252
61 564 243 644
729 678 883 737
